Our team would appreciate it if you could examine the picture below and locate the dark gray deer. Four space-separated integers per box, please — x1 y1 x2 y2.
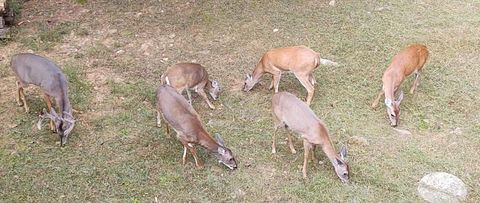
11 53 75 146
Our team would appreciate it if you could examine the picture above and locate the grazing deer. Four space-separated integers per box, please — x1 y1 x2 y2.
156 84 237 170
271 92 349 182
11 53 75 146
372 44 429 127
161 63 220 109
243 46 338 105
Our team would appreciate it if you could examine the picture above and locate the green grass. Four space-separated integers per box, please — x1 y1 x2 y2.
0 0 479 202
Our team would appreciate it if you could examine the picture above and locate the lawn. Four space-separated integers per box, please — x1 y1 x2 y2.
0 0 479 202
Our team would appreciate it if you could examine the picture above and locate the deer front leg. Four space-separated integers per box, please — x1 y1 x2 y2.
42 94 55 132
197 89 215 109
186 89 193 105
371 89 384 108
187 144 203 169
272 72 282 93
302 139 312 178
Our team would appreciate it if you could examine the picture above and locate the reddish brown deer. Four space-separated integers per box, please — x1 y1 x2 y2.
243 46 338 105
11 53 75 146
156 84 237 170
161 63 220 109
272 91 349 182
372 44 429 127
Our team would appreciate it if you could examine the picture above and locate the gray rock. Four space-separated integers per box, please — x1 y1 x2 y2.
418 172 468 202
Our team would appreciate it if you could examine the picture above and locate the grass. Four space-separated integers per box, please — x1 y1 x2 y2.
0 0 479 202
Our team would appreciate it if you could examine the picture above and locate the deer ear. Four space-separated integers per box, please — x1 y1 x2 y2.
340 145 348 160
215 133 225 147
396 91 404 103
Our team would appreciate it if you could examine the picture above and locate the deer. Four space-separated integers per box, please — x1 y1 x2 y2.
160 63 220 109
371 44 429 127
156 84 237 170
271 91 349 182
243 45 338 105
11 53 75 146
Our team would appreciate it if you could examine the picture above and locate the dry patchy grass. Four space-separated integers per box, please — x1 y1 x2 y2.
0 0 479 202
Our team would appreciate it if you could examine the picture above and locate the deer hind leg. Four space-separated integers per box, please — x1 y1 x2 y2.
295 74 315 106
302 139 313 178
310 145 317 163
15 81 23 106
17 82 29 113
410 70 422 94
156 110 162 128
197 88 215 109
182 145 188 165
42 93 55 132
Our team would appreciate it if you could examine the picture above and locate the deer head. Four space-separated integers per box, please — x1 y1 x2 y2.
332 145 349 183
385 91 404 127
208 80 221 100
214 133 237 170
37 108 76 146
243 73 256 92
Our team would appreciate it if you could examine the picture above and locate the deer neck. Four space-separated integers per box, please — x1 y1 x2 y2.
198 131 220 153
383 79 396 102
252 63 265 82
318 124 338 164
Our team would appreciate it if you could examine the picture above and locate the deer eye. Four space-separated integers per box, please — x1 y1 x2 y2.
390 114 395 117
343 172 348 176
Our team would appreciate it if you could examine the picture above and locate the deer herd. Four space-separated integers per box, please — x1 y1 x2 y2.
10 43 429 183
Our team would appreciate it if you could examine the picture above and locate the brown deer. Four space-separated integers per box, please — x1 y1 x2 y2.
372 44 429 127
11 53 75 146
272 91 349 182
243 46 338 105
161 63 220 109
156 84 237 170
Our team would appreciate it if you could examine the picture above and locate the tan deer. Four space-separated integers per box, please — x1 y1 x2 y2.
243 46 338 105
372 44 429 127
271 91 349 182
11 53 75 146
161 63 220 109
156 84 237 170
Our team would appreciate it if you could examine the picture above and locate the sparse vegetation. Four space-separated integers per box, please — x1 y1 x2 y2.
0 0 479 202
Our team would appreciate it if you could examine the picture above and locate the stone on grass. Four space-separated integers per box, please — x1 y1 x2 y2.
418 172 467 203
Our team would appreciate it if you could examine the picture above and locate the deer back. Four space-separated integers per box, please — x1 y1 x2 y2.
272 92 323 143
11 53 69 102
383 44 429 86
162 63 209 90
156 84 210 143
262 46 320 74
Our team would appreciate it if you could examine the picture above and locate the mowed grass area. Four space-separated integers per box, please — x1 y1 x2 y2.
1 0 479 201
